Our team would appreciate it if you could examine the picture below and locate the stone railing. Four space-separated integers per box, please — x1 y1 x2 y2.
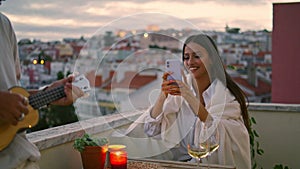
27 103 300 169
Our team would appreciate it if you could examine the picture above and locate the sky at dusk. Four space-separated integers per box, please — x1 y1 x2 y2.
0 0 295 41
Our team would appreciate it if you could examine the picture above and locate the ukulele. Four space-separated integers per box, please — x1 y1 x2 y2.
0 74 91 151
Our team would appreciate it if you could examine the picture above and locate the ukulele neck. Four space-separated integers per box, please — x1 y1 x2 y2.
29 85 65 109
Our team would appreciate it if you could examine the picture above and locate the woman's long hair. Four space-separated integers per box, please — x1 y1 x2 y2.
182 34 250 132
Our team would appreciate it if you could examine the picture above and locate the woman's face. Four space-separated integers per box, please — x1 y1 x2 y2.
183 42 210 79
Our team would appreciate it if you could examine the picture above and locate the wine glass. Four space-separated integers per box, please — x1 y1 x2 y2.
206 123 220 169
187 122 209 168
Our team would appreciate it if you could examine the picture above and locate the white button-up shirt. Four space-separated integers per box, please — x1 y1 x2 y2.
144 79 251 169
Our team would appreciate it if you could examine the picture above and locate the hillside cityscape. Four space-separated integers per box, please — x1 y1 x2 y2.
3 2 298 168
18 25 272 119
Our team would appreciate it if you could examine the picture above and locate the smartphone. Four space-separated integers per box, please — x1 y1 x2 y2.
165 59 182 81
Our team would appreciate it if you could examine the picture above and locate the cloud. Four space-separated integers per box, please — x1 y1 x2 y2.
0 0 279 41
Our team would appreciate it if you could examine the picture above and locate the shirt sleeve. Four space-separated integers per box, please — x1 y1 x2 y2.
144 95 183 142
8 14 21 81
144 107 164 137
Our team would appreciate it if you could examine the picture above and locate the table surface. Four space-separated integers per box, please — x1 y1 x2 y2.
124 158 236 169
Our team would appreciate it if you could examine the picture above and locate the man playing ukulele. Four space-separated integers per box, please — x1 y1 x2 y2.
0 11 84 169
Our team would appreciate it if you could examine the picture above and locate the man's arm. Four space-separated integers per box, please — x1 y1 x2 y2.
28 75 84 106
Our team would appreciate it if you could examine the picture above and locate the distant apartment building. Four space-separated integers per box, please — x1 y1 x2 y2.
139 33 181 51
55 43 73 61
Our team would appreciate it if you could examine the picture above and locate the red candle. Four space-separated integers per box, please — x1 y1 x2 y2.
109 145 127 169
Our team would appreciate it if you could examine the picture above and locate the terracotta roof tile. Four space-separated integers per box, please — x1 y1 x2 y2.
232 77 271 96
104 71 157 90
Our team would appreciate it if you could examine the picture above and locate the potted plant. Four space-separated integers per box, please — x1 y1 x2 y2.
73 133 108 169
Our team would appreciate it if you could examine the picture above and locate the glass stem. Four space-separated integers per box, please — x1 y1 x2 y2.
207 155 210 169
197 158 201 169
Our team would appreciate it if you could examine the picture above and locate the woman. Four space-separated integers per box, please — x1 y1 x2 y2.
144 34 251 169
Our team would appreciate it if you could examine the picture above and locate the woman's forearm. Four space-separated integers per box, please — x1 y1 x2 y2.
183 92 208 122
150 92 166 119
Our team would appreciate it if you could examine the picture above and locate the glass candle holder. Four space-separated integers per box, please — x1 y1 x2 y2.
109 145 127 169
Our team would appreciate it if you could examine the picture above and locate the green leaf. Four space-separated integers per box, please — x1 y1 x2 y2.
73 133 108 152
257 149 264 155
250 138 254 145
227 65 236 70
256 141 260 148
251 117 257 124
252 162 257 169
251 148 255 158
249 116 265 169
273 164 283 169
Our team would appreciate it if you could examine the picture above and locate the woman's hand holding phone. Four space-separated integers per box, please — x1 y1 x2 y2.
162 59 183 96
165 59 182 83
